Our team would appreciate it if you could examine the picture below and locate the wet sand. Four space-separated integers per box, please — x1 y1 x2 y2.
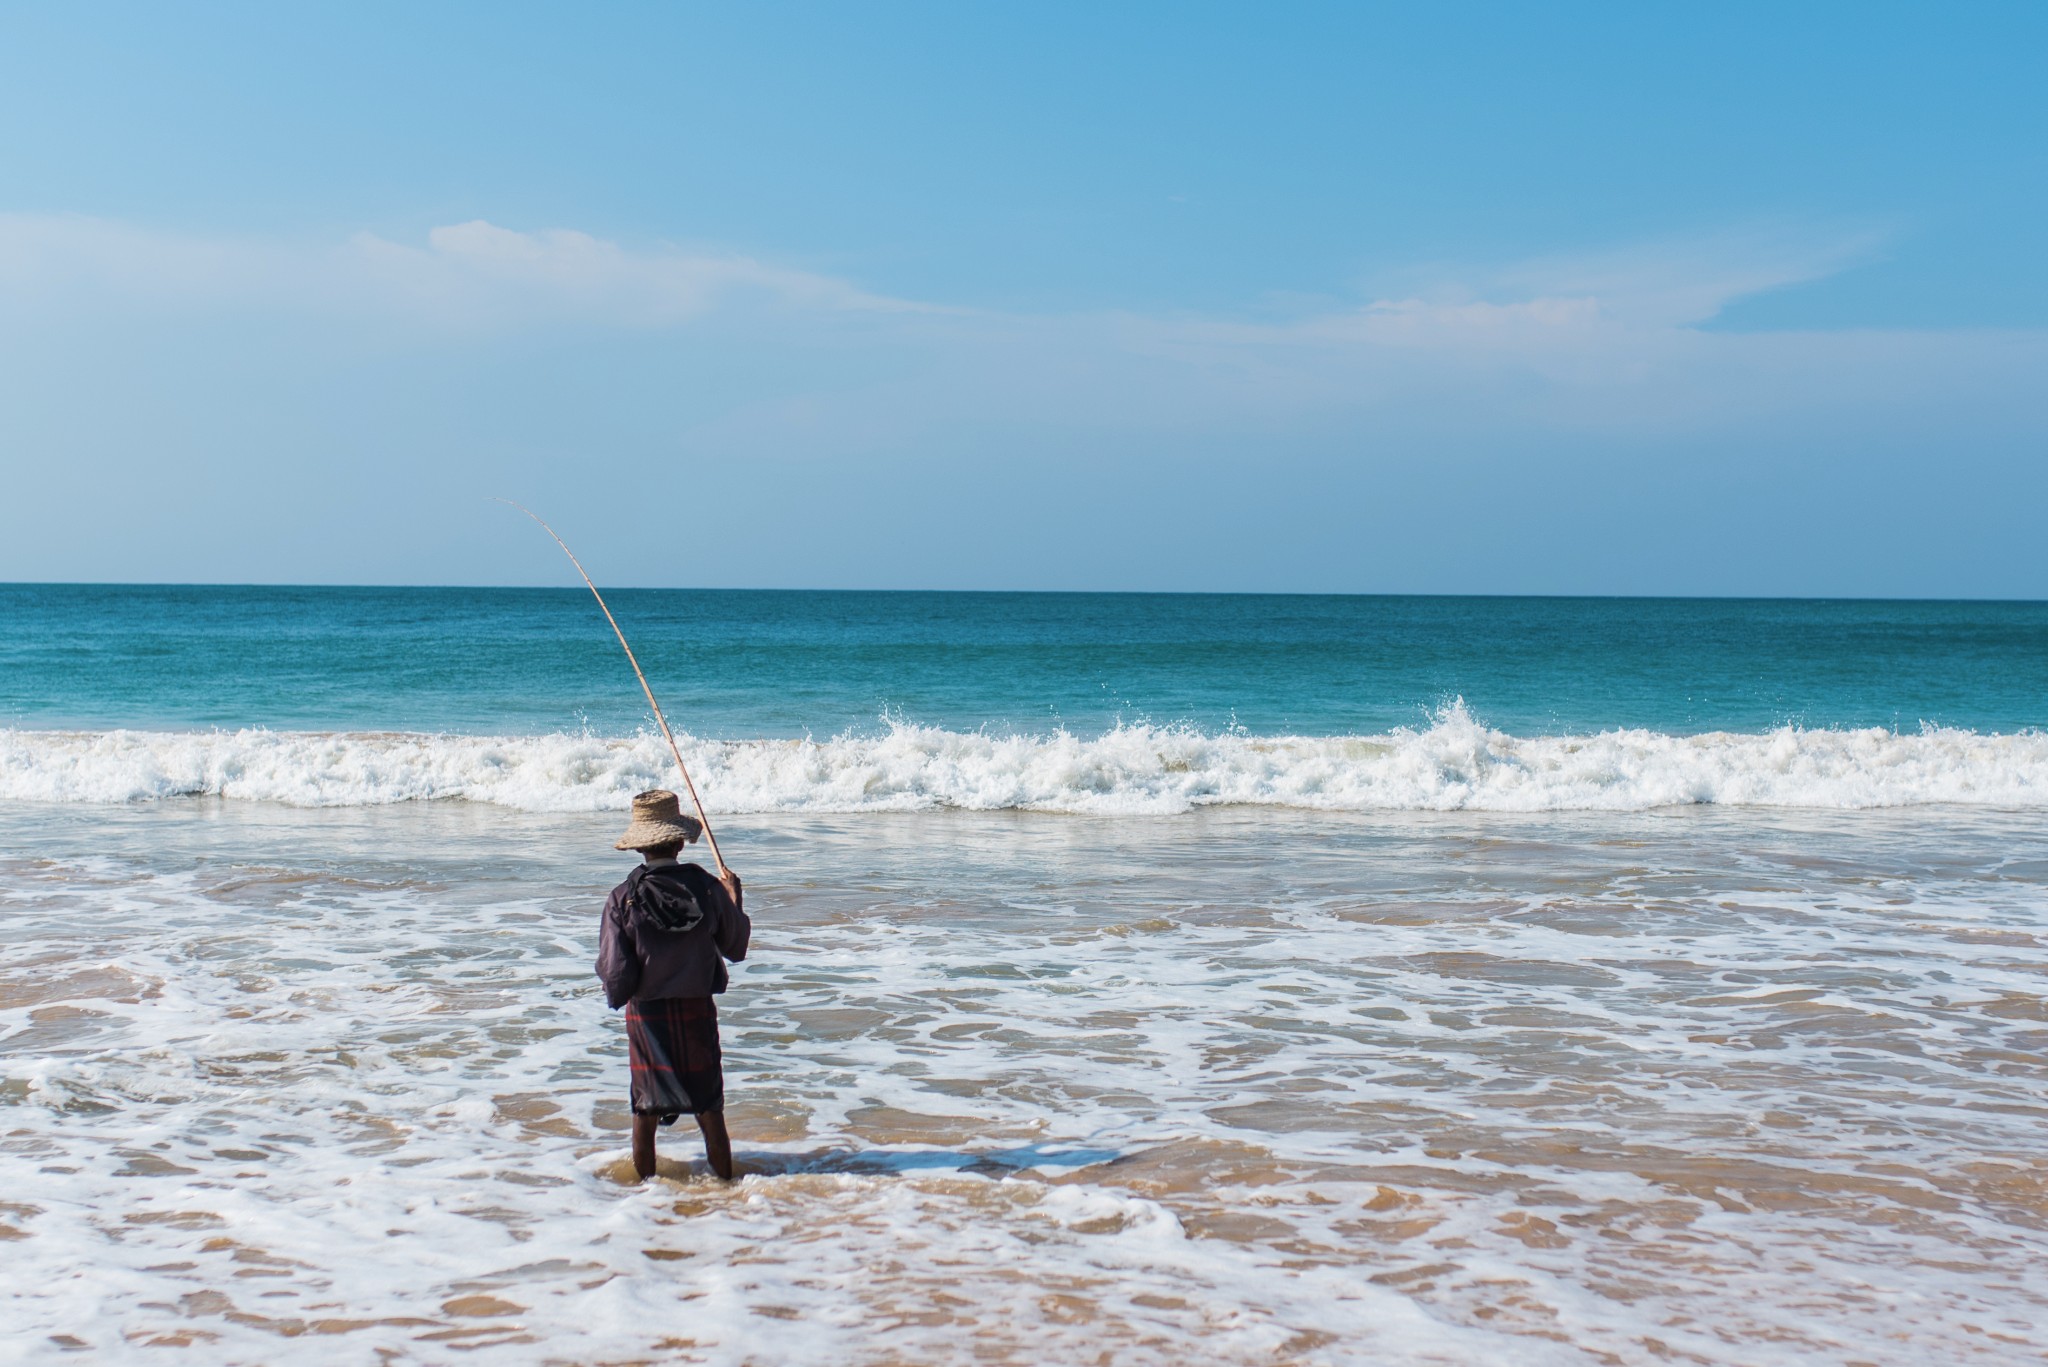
3 801 2046 1363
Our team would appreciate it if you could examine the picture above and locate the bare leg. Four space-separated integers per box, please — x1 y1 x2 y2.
632 1113 659 1180
695 1109 734 1181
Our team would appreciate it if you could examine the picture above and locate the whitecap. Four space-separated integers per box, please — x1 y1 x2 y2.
3 701 2044 813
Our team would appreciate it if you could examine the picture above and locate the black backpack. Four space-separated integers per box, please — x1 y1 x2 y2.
625 864 705 933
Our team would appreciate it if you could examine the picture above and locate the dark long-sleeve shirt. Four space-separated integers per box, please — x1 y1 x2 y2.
595 861 750 1009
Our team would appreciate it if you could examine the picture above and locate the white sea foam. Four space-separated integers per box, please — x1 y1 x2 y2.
4 703 2046 814
6 805 2047 1363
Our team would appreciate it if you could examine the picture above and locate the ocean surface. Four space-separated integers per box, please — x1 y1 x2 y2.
3 585 2046 1365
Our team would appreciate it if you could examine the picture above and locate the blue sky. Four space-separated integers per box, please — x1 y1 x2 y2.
1 1 2043 594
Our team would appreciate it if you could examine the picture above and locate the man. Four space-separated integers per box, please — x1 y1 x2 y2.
596 789 749 1182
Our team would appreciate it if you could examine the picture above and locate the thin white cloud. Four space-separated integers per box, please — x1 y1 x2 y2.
0 212 289 297
0 212 929 326
0 211 2040 448
348 220 932 323
1129 227 1888 365
0 212 1871 339
1470 225 1887 327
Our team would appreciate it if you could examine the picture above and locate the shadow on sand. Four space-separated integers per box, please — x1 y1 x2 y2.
595 1142 1130 1187
738 1143 1127 1178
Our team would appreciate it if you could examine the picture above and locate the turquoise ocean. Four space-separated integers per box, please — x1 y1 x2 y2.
4 585 2046 809
9 584 2048 736
4 586 2046 1365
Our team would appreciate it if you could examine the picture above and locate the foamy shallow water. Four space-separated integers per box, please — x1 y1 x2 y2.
3 801 2046 1364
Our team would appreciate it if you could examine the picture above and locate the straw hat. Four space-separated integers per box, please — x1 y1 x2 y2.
614 789 704 851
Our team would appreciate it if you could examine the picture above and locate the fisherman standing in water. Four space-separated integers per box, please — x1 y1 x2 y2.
597 790 750 1181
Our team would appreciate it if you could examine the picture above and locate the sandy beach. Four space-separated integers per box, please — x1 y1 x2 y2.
7 798 2045 1362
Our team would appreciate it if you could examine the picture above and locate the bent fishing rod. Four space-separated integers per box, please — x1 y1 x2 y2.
493 498 726 876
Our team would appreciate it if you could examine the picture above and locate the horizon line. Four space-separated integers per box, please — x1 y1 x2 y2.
4 580 2046 606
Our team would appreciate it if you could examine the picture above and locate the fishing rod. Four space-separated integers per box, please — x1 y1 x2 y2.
493 498 726 876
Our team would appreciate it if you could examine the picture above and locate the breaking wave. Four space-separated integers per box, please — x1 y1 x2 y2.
4 704 2045 814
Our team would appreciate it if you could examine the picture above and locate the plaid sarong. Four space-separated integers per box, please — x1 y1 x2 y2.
625 996 724 1119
